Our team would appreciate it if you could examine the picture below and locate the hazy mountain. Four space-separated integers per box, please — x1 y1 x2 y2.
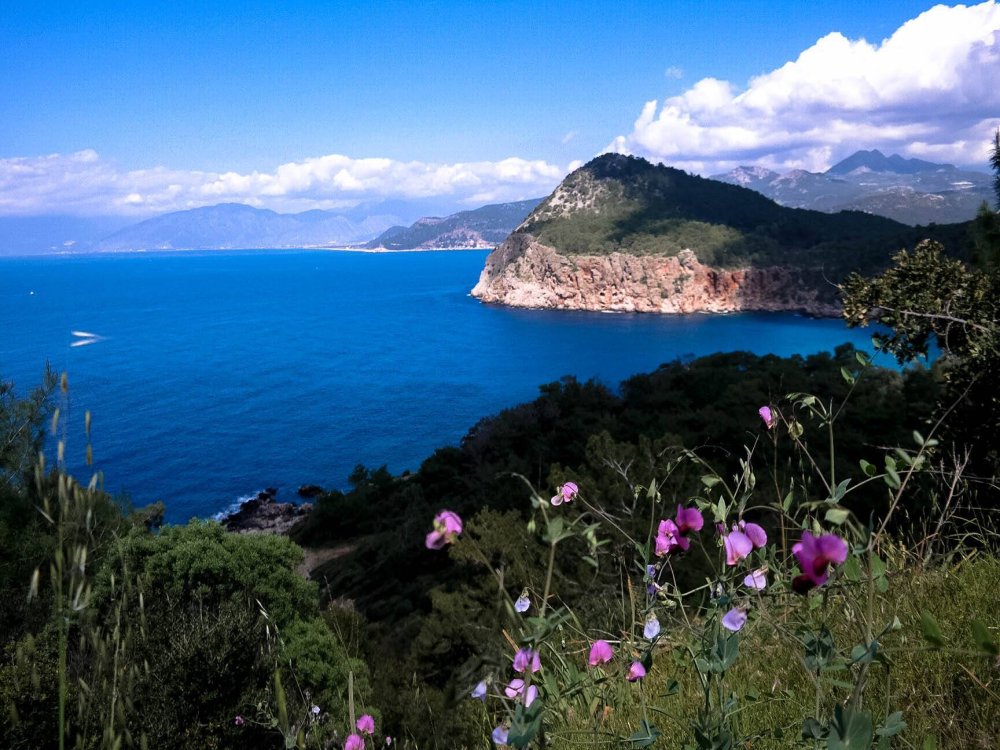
0 215 133 256
364 199 542 250
712 150 992 225
94 203 403 251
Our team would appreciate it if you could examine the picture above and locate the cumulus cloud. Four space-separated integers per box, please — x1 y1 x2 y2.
609 1 1000 173
0 151 569 217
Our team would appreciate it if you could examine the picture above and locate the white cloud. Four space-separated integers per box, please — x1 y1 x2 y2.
0 151 569 216
664 66 684 80
561 130 579 144
609 1 1000 173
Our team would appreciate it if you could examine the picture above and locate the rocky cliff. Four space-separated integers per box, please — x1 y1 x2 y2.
471 233 840 315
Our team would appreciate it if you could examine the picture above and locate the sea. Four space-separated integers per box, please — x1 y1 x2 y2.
1 249 890 523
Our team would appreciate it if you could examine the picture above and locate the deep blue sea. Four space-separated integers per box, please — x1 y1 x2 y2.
1 249 887 522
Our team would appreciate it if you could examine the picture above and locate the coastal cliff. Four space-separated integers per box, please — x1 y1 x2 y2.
471 154 914 317
471 232 840 315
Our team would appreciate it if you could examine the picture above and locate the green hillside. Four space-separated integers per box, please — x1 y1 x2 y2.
521 154 969 273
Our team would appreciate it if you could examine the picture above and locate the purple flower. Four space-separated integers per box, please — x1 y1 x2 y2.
311 704 321 716
626 661 646 682
759 405 776 429
357 714 375 735
504 678 537 706
425 510 462 549
722 607 748 632
344 735 364 750
588 639 614 666
675 504 704 536
743 567 768 590
738 520 768 549
643 613 661 640
492 725 509 746
550 481 578 506
234 715 245 727
513 647 541 673
792 531 849 593
514 590 530 613
471 680 487 700
723 529 753 565
645 564 659 595
655 518 681 556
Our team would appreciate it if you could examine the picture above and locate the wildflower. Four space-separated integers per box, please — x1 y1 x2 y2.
234 715 245 727
588 639 614 666
551 481 579 506
504 678 538 706
626 661 646 682
645 564 659 595
311 705 321 716
792 531 849 593
344 735 364 750
655 518 681 556
514 590 530 613
357 714 375 735
738 520 768 549
492 725 509 746
722 607 748 632
759 405 776 429
674 504 704 537
743 567 768 590
471 680 488 700
643 613 661 640
425 510 462 549
723 529 753 565
513 647 541 673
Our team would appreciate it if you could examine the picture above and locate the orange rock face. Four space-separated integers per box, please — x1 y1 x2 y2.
471 233 840 316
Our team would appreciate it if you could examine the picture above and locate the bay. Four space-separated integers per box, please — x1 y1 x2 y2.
1 249 886 522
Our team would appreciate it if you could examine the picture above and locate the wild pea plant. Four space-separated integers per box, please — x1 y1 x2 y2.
424 359 998 749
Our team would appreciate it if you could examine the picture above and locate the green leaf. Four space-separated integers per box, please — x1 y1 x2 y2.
841 366 856 385
922 735 938 750
884 465 901 489
627 718 662 748
701 475 722 488
801 716 825 740
971 620 999 656
859 459 876 477
913 430 925 447
663 679 681 697
782 491 794 512
855 350 871 367
876 711 907 737
788 419 804 439
828 706 874 750
825 508 850 525
920 610 945 648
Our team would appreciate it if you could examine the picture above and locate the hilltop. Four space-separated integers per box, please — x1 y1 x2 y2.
472 154 968 315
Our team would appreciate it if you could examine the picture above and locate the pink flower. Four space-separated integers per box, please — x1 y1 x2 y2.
738 520 768 549
344 735 364 750
513 647 541 673
551 481 579 506
792 531 849 593
626 661 646 682
588 639 614 666
234 715 245 726
743 567 768 590
723 529 753 565
357 714 375 735
722 607 748 632
675 504 704 535
655 518 682 556
504 678 537 706
759 405 776 429
425 510 462 549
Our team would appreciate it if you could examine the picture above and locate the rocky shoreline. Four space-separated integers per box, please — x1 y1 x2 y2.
471 233 841 317
222 486 316 535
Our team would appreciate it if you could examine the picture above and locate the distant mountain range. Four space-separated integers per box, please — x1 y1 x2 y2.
711 149 992 225
363 199 541 250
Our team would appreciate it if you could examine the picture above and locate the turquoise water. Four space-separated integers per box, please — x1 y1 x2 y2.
1 249 885 522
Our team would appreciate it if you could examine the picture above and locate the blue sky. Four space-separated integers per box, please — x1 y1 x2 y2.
2 1 998 216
